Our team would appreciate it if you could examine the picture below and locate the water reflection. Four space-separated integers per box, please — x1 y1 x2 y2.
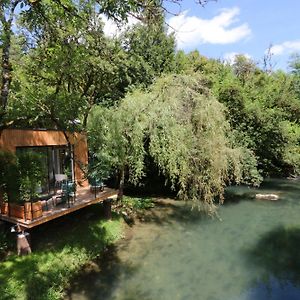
244 276 300 300
68 179 300 300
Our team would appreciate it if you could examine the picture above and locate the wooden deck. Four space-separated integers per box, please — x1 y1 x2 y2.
0 187 118 229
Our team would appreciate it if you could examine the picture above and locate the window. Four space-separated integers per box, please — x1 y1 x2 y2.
16 146 74 196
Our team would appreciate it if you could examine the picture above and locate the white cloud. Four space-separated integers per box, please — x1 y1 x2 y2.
168 7 251 50
101 15 139 37
223 52 252 64
269 40 300 56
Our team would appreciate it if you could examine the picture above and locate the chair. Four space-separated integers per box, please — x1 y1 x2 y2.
61 181 76 207
55 174 67 188
89 178 104 198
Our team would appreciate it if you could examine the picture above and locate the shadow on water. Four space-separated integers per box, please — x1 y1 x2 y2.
66 202 212 300
261 178 300 193
224 188 255 205
66 244 152 300
244 225 300 300
140 200 212 225
224 178 300 206
67 179 300 300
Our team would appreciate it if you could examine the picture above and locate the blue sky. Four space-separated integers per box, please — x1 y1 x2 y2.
12 0 300 72
164 0 300 71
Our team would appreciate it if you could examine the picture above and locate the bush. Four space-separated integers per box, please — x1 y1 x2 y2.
0 150 19 202
0 150 47 204
17 151 46 201
122 196 154 211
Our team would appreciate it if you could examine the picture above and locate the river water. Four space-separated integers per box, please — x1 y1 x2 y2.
69 179 300 300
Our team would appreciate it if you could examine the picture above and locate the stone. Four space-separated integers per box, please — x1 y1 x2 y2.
255 193 279 201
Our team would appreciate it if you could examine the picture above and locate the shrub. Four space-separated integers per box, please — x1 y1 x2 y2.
0 150 19 202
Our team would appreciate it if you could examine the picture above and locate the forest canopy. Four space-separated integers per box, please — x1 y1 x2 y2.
1 0 300 211
88 74 261 211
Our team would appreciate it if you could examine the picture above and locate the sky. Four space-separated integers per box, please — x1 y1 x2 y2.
163 0 300 70
14 0 299 71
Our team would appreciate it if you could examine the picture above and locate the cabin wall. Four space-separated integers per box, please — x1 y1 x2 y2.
71 133 89 187
0 129 88 187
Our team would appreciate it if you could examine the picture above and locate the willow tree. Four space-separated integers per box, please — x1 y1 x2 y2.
89 74 260 212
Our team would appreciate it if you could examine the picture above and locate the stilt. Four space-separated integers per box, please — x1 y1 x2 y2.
103 198 112 220
16 225 31 255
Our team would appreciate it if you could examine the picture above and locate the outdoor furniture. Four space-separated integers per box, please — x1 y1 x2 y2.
54 174 67 188
61 181 76 207
89 178 104 198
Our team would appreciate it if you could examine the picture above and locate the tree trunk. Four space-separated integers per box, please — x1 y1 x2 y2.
0 1 18 118
117 166 125 200
1 26 12 111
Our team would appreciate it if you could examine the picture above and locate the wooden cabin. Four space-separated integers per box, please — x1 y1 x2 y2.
0 128 88 189
0 129 117 230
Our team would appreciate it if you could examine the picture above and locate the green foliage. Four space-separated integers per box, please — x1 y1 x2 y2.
0 150 19 202
122 196 154 210
0 229 9 259
0 150 46 203
2 0 300 210
0 208 123 300
174 50 209 74
17 150 46 201
13 4 121 129
280 121 300 174
4 2 177 131
289 53 300 100
202 54 300 177
89 74 260 212
121 18 176 85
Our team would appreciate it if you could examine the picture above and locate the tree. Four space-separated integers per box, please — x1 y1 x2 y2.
88 74 260 212
12 4 177 132
1 0 215 132
0 0 20 125
119 14 176 88
214 60 300 176
15 13 125 130
0 0 82 130
289 53 300 98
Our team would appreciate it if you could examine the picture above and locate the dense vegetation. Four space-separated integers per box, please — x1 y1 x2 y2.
0 206 123 300
1 1 300 298
1 0 300 210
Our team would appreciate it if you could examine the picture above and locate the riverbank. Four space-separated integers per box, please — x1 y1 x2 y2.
66 180 300 300
0 204 124 300
66 197 195 299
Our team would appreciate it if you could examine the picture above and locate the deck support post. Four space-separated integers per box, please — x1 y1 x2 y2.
16 225 31 255
103 198 112 220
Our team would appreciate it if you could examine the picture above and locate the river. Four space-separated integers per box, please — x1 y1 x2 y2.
68 179 300 300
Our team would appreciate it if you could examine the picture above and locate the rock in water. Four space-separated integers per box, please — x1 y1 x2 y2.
255 194 279 201
122 211 135 226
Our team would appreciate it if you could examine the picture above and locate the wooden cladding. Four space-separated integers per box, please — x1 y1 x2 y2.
0 129 88 187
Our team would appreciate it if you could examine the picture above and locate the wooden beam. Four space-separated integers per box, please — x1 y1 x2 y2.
0 188 118 229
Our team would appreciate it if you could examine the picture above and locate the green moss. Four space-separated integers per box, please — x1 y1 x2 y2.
0 207 123 300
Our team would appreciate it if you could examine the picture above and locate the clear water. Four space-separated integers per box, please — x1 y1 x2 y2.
69 179 300 300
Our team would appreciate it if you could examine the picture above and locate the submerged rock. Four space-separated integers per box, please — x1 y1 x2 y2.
255 194 279 201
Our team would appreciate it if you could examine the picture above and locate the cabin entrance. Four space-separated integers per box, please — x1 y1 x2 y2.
16 145 75 196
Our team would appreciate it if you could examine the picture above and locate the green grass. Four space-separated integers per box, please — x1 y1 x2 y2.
122 196 154 211
0 229 9 258
0 205 123 300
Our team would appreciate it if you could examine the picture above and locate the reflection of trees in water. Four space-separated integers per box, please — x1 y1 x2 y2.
260 179 300 194
246 225 300 298
67 244 142 300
